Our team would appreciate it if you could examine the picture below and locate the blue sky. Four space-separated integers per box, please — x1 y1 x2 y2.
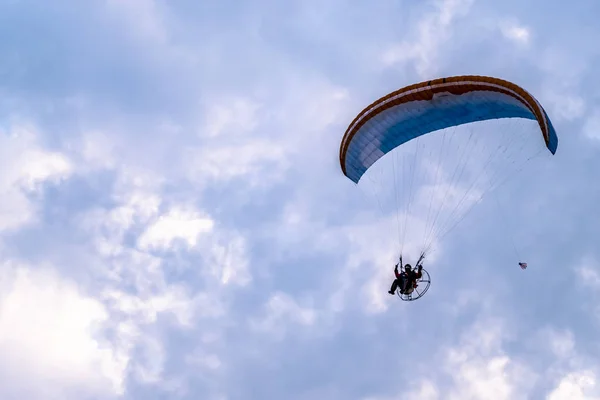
0 0 599 399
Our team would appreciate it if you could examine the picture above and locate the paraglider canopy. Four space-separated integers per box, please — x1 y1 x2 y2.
340 75 557 184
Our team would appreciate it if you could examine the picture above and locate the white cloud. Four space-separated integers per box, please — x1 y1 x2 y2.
547 370 599 400
83 201 161 259
80 159 252 290
499 20 531 45
78 166 165 260
400 317 600 400
575 257 600 291
541 89 586 122
193 76 349 190
202 96 262 138
102 283 200 327
0 125 72 231
205 233 251 287
583 109 600 141
545 329 576 359
17 150 71 190
538 47 588 122
446 355 516 399
0 264 126 397
132 334 165 384
271 77 351 143
400 381 439 400
185 139 288 186
250 292 317 340
66 161 251 393
138 207 215 251
381 0 475 77
78 130 120 170
402 318 538 400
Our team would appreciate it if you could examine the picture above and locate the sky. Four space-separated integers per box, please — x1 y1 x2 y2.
0 0 600 399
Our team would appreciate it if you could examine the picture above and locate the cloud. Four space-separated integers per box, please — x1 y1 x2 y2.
202 96 262 138
0 264 125 398
1 1 600 399
137 208 215 251
536 46 588 122
77 129 121 170
380 0 475 77
499 19 531 45
395 318 536 400
544 328 576 359
547 371 599 400
576 259 600 289
58 155 253 395
541 89 586 122
583 108 600 141
0 124 72 231
105 0 169 44
249 291 317 340
186 139 288 186
440 321 535 399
